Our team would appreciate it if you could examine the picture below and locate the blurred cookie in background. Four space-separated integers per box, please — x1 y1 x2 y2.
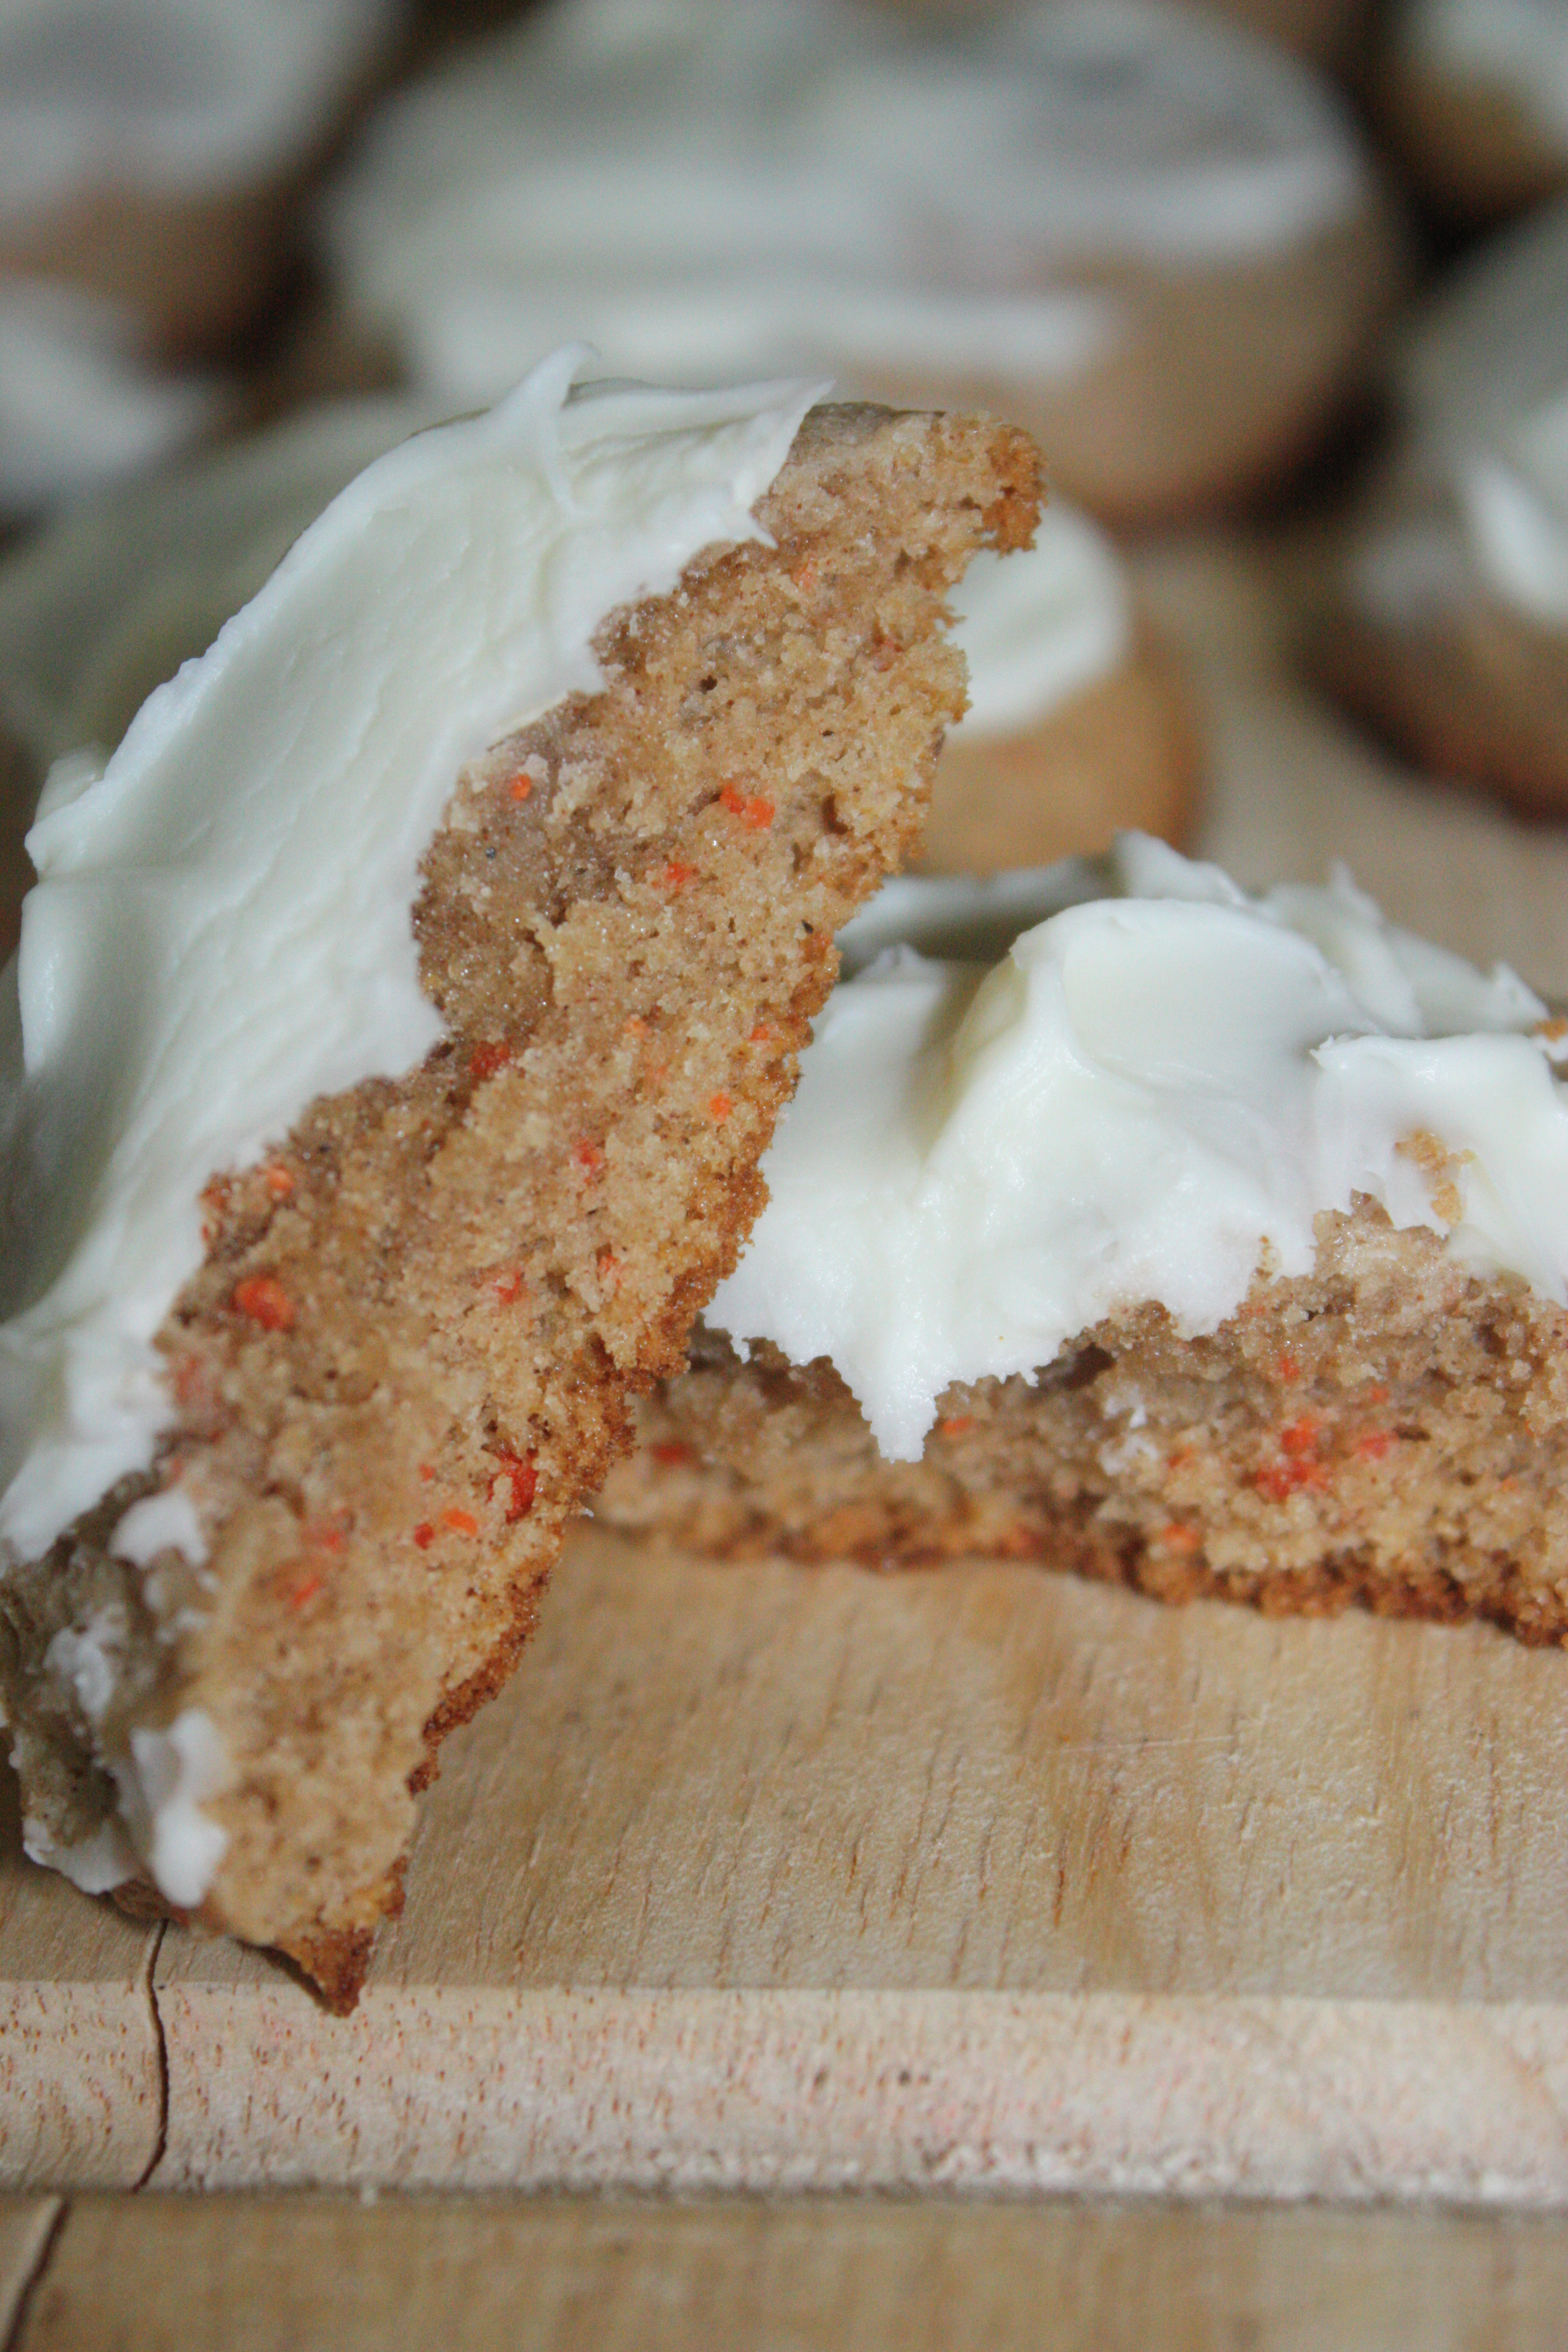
923 503 1200 872
1377 0 1568 230
1309 200 1568 819
316 0 1402 526
0 0 409 513
0 394 436 840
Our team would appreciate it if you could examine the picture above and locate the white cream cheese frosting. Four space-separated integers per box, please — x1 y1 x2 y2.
949 507 1131 741
0 0 404 220
1398 0 1568 151
0 350 818 1566
709 837 1565 1461
323 0 1366 408
1363 200 1568 629
0 278 219 513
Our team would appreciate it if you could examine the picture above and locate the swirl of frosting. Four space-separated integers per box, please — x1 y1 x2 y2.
0 0 405 220
1398 200 1568 627
324 0 1369 405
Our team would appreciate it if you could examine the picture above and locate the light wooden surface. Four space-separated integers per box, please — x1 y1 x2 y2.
6 536 1568 2205
12 2192 1568 2352
0 1773 161 2190
144 1542 1568 2195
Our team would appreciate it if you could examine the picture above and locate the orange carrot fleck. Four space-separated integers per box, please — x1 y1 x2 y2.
413 1522 435 1550
939 1414 974 1438
1363 1382 1389 1406
708 1090 732 1123
508 774 533 803
469 1039 512 1083
1356 1430 1393 1462
1161 1523 1202 1555
488 1451 537 1522
748 1022 772 1046
287 1569 325 1612
1280 1417 1320 1459
1275 1351 1299 1384
652 1441 694 1468
263 1164 295 1200
792 558 818 594
418 1463 435 1484
575 1140 605 1178
1167 1446 1196 1472
623 1016 649 1039
1255 1456 1330 1503
660 859 696 891
720 781 774 829
233 1275 294 1332
492 1269 526 1305
597 1248 621 1292
443 1507 479 1538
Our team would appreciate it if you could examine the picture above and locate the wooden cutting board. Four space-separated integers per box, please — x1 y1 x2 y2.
7 536 1568 2200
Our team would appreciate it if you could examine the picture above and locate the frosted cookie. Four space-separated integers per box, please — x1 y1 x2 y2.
925 504 1199 872
0 0 406 510
1379 0 1568 228
1311 202 1568 820
0 402 1195 889
0 356 1038 2005
320 0 1400 525
600 841 1568 1648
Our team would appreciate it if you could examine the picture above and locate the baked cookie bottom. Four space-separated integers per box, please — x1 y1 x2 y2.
1311 570 1568 822
919 624 1200 875
600 1200 1568 1649
0 402 1038 2007
862 208 1402 528
1376 63 1568 233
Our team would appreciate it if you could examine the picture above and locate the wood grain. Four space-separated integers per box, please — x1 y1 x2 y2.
0 1773 162 2191
140 1539 1568 2193
16 2193 1568 2352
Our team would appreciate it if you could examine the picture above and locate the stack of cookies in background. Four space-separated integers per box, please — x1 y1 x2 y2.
5 0 1565 948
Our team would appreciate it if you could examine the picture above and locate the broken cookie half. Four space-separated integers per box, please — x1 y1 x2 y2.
0 352 1038 2007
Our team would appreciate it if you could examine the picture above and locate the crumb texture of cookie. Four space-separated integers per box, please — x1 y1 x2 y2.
603 1205 1568 1646
602 846 1568 1646
0 373 1038 2007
